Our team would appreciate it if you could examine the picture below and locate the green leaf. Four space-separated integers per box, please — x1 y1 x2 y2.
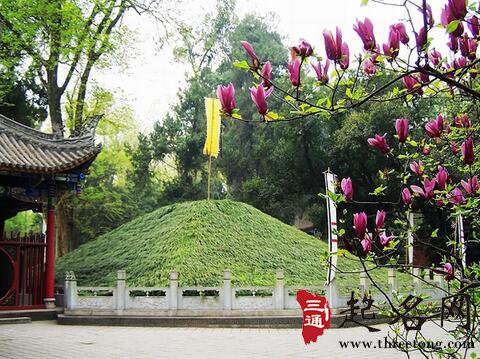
265 111 279 121
337 249 351 257
345 88 353 98
375 55 387 62
446 20 460 34
233 60 250 70
361 0 369 5
431 228 439 238
369 185 387 196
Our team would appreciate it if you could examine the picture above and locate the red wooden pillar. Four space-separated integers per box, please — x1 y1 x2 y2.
44 184 56 308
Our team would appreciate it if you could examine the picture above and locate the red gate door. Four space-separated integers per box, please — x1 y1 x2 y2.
0 233 46 310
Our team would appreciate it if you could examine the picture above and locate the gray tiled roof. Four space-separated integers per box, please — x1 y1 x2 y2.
0 114 101 174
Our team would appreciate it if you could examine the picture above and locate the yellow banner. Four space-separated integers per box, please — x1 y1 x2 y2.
203 98 221 158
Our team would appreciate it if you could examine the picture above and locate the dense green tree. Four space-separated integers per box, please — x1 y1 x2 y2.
0 0 171 136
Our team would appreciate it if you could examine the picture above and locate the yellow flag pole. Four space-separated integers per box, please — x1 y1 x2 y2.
207 155 212 200
203 97 221 200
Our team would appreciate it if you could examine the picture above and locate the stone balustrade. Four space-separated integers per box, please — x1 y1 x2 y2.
63 267 446 313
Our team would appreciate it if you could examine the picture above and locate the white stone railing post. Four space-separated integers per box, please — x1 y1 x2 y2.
413 267 422 294
169 270 179 310
223 269 232 310
388 268 398 295
360 270 369 296
274 269 285 309
116 270 126 311
325 279 338 309
64 271 77 310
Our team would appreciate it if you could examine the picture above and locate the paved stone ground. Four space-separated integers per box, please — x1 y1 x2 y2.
0 320 477 358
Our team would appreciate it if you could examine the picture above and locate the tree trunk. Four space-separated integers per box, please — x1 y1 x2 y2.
48 91 63 137
46 68 64 137
56 193 74 257
73 63 94 134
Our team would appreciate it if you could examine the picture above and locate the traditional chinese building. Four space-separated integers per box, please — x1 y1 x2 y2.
0 114 100 310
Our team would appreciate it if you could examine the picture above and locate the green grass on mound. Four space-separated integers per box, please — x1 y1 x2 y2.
56 199 412 294
57 200 334 287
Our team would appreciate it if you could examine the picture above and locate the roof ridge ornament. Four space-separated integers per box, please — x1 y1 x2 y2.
72 114 103 138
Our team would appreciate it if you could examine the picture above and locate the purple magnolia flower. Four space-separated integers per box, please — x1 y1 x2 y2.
340 43 350 70
429 50 442 66
436 166 449 190
261 61 272 88
436 198 446 207
362 58 377 75
323 27 343 61
447 188 465 204
403 75 423 95
341 177 353 201
250 85 273 116
395 118 409 143
453 56 467 69
441 0 466 37
402 188 412 205
459 34 478 60
425 115 444 138
468 15 480 37
447 0 467 20
292 39 313 58
379 232 395 246
241 41 260 70
423 146 431 155
419 72 430 83
216 83 236 115
454 113 472 128
444 262 454 281
461 137 475 165
416 27 427 50
391 23 409 44
411 178 436 200
410 161 424 177
288 58 301 86
311 60 330 84
424 4 434 27
323 27 349 69
461 176 479 195
375 210 386 230
367 134 390 155
353 212 368 239
451 141 460 155
361 235 372 253
448 34 459 53
383 28 400 59
353 18 376 51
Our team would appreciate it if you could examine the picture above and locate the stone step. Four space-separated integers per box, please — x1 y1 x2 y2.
57 314 391 328
0 317 31 325
58 314 303 328
0 308 62 321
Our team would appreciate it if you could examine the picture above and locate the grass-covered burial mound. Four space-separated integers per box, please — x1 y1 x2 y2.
56 200 332 287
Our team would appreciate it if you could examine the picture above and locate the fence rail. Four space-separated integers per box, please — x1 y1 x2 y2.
63 268 446 313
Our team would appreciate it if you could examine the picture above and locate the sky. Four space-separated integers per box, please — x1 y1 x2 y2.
93 0 445 133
